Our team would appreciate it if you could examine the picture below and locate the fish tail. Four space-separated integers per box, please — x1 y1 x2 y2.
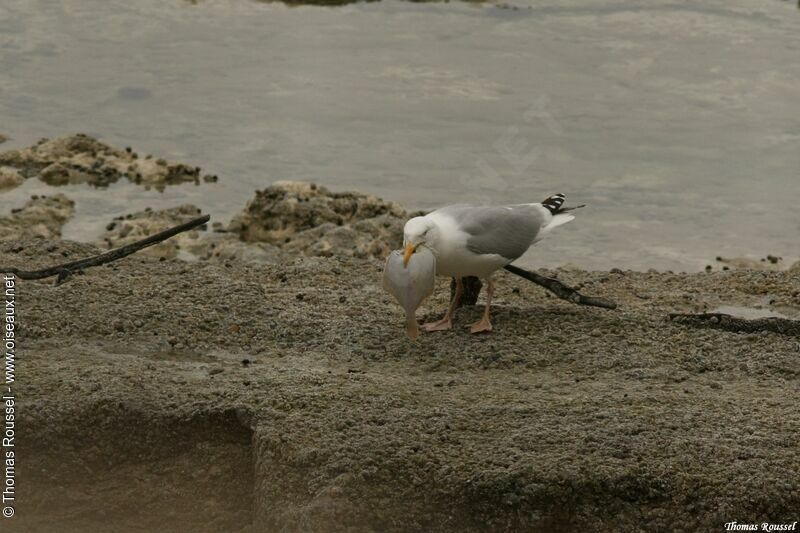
405 315 420 340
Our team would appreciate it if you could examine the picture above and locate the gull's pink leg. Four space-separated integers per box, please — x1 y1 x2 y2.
469 278 494 334
423 278 464 332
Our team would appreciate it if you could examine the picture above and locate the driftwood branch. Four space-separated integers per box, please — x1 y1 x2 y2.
503 265 617 309
451 266 617 310
1 214 210 285
669 312 800 336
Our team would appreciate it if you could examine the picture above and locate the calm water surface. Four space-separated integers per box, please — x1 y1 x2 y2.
1 0 799 270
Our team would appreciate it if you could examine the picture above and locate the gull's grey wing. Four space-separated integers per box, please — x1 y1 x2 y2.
439 204 547 260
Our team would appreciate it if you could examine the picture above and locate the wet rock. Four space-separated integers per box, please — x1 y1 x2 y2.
0 134 8 144
229 181 406 259
99 204 283 265
0 134 206 191
98 204 205 259
40 162 73 186
0 166 24 191
713 255 786 272
0 194 75 241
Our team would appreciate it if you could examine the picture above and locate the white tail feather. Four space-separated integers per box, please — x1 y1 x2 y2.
546 212 575 230
534 212 575 243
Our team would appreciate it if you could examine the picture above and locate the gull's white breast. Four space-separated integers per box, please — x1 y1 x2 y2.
425 212 510 278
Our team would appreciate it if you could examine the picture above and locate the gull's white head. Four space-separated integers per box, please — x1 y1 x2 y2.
402 216 440 267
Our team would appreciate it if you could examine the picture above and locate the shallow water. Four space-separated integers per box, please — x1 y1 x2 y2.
2 0 799 270
710 305 789 320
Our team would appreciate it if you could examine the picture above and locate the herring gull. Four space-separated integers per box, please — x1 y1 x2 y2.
402 194 579 333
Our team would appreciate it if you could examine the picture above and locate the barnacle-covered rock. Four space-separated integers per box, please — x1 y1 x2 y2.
0 194 75 241
0 134 209 191
229 181 407 259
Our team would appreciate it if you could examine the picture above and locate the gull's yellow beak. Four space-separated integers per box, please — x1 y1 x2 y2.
403 243 417 267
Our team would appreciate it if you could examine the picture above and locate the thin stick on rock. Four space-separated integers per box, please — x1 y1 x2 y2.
503 265 617 309
452 267 617 310
669 312 800 336
1 214 210 285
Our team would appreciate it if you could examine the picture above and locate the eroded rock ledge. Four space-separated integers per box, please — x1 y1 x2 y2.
0 134 217 191
229 180 407 259
0 194 75 241
94 180 409 263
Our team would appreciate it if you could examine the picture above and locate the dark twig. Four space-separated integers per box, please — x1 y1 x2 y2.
669 312 800 336
451 277 482 307
1 214 210 285
503 264 617 309
450 267 617 310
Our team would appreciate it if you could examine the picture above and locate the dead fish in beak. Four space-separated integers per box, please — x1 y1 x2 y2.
382 247 436 339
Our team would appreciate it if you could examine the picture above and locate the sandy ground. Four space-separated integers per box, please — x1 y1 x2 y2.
5 235 799 532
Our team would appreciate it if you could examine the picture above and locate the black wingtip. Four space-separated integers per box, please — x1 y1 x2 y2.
542 193 566 214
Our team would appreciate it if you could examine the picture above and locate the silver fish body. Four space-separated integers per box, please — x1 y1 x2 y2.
382 247 436 339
